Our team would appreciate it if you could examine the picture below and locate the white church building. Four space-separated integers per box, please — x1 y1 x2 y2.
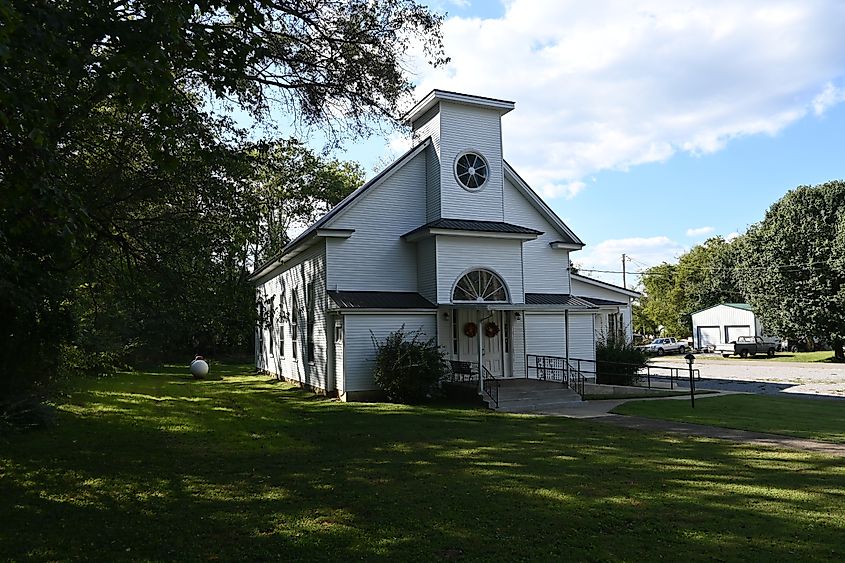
250 90 636 401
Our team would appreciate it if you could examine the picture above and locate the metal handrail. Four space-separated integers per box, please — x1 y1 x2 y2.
526 354 585 397
526 355 701 390
481 365 500 408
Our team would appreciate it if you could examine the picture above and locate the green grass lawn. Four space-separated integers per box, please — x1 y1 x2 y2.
668 351 838 363
613 394 845 444
2 365 844 561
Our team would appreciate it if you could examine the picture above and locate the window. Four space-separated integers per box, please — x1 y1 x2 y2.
291 289 298 360
607 313 616 339
455 152 489 190
307 281 315 363
504 317 510 353
334 318 343 343
279 291 285 357
257 301 265 352
452 269 508 303
451 309 458 354
269 296 275 356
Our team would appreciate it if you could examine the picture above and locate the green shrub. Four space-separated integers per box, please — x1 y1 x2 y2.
596 333 647 386
58 345 125 379
371 326 447 404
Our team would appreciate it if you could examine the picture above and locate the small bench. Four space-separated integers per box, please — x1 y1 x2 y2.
449 360 477 382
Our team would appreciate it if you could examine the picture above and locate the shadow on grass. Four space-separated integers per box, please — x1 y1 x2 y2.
1 366 844 561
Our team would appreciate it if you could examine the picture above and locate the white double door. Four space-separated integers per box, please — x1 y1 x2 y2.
454 309 510 377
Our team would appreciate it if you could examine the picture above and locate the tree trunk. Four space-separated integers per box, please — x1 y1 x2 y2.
833 338 845 362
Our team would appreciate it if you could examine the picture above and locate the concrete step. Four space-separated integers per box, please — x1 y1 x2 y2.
497 388 579 400
494 392 583 413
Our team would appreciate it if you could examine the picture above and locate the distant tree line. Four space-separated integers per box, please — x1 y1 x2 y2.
634 180 845 361
0 0 446 395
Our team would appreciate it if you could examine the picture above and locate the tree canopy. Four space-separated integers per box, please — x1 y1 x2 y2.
0 0 445 394
637 237 740 337
734 181 845 360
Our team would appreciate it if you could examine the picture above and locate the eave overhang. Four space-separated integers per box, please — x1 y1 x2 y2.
404 89 515 125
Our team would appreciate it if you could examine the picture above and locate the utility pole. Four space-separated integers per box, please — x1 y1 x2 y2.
621 253 627 289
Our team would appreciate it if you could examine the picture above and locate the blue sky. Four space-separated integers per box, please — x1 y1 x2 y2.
265 1 845 288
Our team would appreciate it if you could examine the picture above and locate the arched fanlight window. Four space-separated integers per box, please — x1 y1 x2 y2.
452 269 508 303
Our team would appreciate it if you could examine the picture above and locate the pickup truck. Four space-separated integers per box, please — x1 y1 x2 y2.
639 337 687 356
716 336 777 358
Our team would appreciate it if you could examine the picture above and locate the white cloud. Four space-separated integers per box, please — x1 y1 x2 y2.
812 82 845 115
403 1 845 199
575 236 686 285
686 226 714 237
725 231 740 242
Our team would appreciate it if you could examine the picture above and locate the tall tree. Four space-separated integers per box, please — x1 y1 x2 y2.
0 0 445 393
734 181 845 360
638 237 742 337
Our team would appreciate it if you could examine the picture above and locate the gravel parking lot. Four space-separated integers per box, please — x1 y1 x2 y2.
647 355 845 399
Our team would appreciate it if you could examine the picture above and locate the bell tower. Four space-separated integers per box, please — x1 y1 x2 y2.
406 90 515 223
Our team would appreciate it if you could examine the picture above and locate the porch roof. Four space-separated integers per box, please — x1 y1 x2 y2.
579 296 627 307
328 290 436 310
402 218 542 242
525 293 598 308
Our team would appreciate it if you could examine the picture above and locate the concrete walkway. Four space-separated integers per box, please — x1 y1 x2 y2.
537 393 845 457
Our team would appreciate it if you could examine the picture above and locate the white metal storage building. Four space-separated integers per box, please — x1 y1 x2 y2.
691 303 768 350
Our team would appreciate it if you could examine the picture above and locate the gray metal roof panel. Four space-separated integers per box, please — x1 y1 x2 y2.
403 218 542 239
328 291 436 309
579 296 627 307
524 293 597 308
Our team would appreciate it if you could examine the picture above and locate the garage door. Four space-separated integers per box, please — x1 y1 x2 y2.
697 326 720 349
725 325 751 343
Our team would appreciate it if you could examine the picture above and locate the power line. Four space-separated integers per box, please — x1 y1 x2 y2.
578 259 843 276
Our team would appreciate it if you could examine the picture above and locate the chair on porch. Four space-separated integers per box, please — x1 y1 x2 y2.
449 360 477 383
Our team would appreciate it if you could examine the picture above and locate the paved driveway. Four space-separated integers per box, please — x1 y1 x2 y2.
646 355 845 399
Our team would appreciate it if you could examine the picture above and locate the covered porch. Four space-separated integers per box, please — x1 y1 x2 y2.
438 296 599 403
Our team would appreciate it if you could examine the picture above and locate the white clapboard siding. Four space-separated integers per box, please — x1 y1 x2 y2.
411 109 443 222
524 313 596 363
570 276 633 341
437 103 504 222
511 313 526 377
343 313 437 392
333 316 344 392
325 152 427 292
503 177 571 294
435 236 524 304
257 242 329 391
416 237 437 304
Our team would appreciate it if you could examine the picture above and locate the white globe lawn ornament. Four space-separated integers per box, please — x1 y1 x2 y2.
190 355 209 379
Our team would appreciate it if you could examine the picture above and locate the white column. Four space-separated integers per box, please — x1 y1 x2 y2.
478 308 484 394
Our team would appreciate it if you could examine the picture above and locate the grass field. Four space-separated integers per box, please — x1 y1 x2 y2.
661 351 838 363
613 394 845 444
2 364 844 561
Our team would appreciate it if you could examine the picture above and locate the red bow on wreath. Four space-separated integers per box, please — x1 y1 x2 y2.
463 322 478 337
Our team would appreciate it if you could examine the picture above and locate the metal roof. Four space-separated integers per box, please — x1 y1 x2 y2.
328 291 436 310
402 218 542 239
524 293 597 308
579 296 627 307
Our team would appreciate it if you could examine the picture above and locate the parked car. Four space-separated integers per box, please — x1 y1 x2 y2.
716 335 777 358
638 337 687 356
